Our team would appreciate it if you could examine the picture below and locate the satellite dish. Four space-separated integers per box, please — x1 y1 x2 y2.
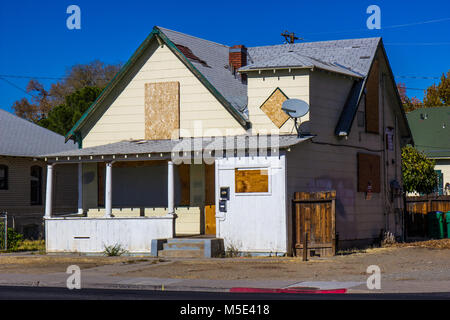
282 99 309 118
281 99 309 137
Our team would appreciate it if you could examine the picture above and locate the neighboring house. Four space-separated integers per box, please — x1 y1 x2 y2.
406 106 450 195
0 109 78 238
41 26 412 255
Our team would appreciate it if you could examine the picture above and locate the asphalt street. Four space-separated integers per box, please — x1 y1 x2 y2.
0 285 449 300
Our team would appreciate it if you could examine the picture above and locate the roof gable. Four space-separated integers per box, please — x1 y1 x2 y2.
66 26 249 142
334 40 412 140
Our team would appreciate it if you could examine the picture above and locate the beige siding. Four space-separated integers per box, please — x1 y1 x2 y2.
0 156 77 233
247 69 309 135
82 42 245 148
286 57 405 248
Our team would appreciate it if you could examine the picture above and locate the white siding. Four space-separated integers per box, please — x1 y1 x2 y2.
45 217 174 253
215 155 287 253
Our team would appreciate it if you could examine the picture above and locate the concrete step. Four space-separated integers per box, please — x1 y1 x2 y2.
151 238 225 258
163 242 204 250
158 249 205 258
166 238 211 243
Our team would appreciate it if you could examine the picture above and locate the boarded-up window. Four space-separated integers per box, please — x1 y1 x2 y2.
260 88 290 128
145 82 180 140
235 168 269 193
365 59 379 134
357 153 381 193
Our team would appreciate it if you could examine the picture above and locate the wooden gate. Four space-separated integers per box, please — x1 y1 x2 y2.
293 191 336 258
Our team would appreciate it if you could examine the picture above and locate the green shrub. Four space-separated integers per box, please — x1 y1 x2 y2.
103 244 128 256
7 228 23 250
15 240 45 252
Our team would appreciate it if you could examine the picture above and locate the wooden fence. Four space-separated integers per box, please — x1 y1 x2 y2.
405 195 450 237
292 191 336 258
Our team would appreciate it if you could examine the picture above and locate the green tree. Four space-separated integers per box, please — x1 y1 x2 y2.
423 84 443 107
12 60 121 122
398 69 450 112
437 71 450 105
401 145 438 194
38 86 103 136
397 82 422 113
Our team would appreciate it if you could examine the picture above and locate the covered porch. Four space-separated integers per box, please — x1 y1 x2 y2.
42 139 217 255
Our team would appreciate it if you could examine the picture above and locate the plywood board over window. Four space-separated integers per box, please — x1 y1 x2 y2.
145 81 180 140
235 168 269 193
357 153 381 193
260 88 290 128
365 59 379 134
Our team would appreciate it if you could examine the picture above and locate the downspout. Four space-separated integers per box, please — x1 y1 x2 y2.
74 132 82 149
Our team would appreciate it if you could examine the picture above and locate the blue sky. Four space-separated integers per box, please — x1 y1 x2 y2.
0 0 449 113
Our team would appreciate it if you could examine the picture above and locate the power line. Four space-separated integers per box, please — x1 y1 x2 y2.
303 17 450 36
384 42 450 46
0 77 36 98
395 75 441 80
383 17 450 29
0 74 64 80
0 74 114 81
404 87 428 91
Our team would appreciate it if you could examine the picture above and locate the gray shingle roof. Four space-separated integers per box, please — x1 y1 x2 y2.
242 38 380 78
158 27 249 115
41 135 312 158
157 29 380 121
0 109 78 157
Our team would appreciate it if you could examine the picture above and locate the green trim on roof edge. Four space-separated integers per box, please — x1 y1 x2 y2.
155 27 248 128
65 27 249 142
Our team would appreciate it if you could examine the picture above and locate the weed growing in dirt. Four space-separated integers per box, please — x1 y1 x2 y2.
224 244 240 258
381 231 397 247
103 244 128 256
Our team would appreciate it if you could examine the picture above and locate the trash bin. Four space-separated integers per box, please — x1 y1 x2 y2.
427 211 445 239
446 212 450 239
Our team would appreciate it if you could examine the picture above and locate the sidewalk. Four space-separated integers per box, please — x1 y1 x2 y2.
1 245 450 295
1 254 449 294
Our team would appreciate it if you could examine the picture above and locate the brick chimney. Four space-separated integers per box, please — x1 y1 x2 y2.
229 45 247 83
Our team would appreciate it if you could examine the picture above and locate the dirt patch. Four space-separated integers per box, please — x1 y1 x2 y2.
388 239 450 249
112 246 450 282
0 255 140 274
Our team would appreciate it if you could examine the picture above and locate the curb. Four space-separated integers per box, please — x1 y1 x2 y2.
230 287 347 294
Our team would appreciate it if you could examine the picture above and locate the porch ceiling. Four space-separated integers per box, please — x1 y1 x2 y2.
38 134 313 162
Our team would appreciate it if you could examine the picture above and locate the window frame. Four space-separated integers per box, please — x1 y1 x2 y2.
0 165 8 190
30 165 43 206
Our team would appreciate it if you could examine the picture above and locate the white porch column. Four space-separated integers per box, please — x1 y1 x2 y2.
44 164 54 218
77 163 83 214
105 162 113 218
167 161 175 215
